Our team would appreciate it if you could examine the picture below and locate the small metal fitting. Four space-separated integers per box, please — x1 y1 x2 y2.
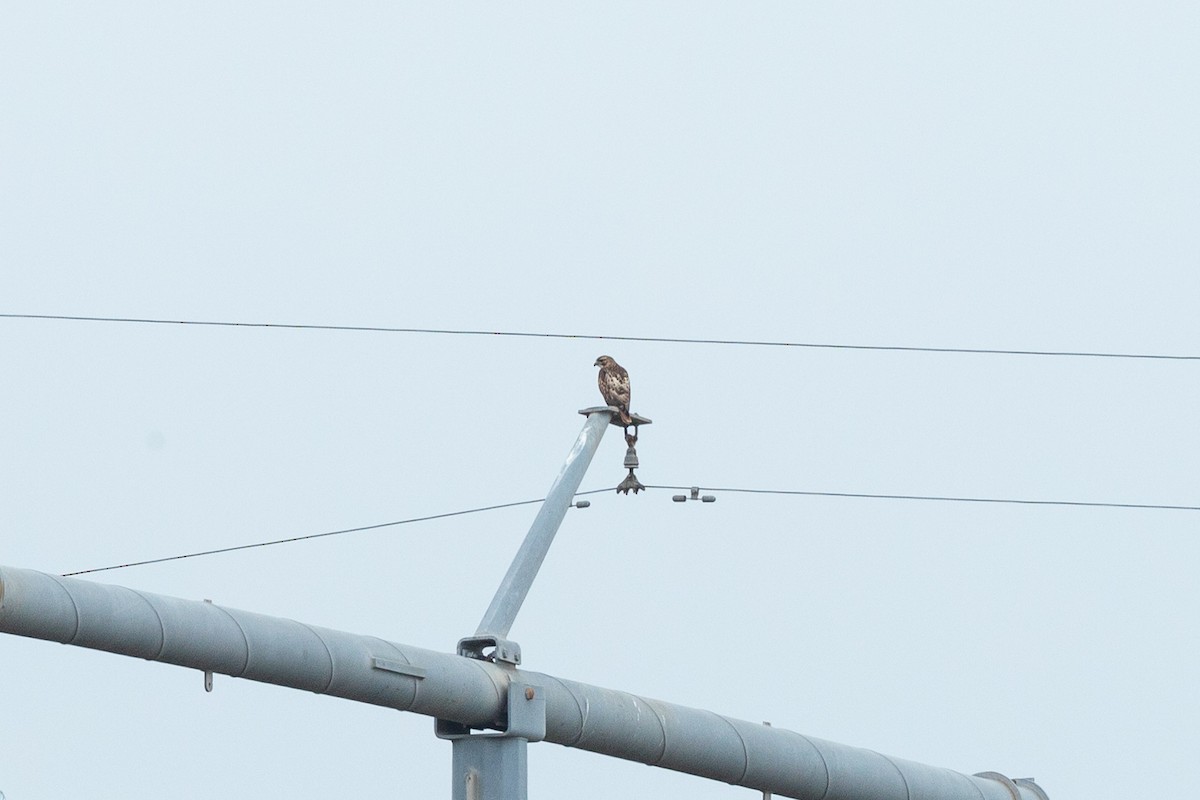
673 487 715 504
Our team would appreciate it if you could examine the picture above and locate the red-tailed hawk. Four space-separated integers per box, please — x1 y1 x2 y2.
594 355 632 426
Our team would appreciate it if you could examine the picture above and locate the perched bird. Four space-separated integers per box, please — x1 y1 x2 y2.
594 355 632 426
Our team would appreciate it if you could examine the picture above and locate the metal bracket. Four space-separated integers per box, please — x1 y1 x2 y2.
578 407 653 428
458 634 522 666
371 656 427 679
761 721 773 800
436 678 546 743
974 771 1026 800
1013 778 1051 800
203 599 214 692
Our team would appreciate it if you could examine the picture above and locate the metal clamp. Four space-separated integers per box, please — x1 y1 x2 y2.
458 635 522 666
974 771 1028 800
436 678 546 742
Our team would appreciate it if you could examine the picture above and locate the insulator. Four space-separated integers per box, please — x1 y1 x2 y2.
701 495 716 503
616 471 645 495
672 495 686 502
574 500 591 509
623 445 639 470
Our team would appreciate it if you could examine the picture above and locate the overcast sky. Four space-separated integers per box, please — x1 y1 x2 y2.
2 4 1198 799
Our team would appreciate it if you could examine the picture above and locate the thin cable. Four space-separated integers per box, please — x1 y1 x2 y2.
644 484 1200 512
3 313 1196 362
61 488 614 577
59 481 1198 576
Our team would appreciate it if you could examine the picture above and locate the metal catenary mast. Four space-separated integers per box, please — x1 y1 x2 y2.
0 407 1049 800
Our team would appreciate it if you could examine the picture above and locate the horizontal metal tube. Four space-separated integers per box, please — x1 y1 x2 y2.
0 565 1048 800
0 564 504 728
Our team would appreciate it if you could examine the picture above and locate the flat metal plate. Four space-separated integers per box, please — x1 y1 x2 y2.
371 656 427 678
577 407 652 426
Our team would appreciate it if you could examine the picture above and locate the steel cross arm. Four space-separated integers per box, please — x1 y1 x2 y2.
0 565 1048 800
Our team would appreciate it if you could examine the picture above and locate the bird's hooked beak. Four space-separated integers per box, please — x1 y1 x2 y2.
593 358 602 366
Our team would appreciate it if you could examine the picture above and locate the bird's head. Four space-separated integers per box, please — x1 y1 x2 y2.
594 355 614 368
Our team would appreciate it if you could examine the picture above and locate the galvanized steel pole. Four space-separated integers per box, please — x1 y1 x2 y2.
0 565 1049 800
475 408 612 640
447 406 619 799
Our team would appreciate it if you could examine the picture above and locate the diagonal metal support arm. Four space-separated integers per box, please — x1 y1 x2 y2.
474 409 612 641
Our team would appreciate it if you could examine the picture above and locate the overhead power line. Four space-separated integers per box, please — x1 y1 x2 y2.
3 313 1197 362
61 483 1198 577
647 484 1200 512
60 489 614 577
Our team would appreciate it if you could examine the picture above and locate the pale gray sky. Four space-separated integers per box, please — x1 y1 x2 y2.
2 4 1198 799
